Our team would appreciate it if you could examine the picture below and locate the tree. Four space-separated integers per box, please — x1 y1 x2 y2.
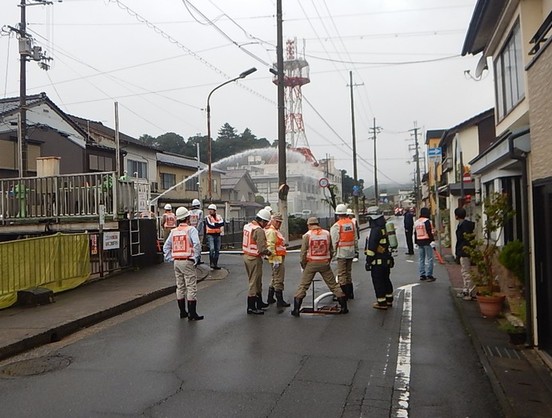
138 134 158 148
156 132 187 154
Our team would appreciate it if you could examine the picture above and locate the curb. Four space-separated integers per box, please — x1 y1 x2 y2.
448 286 516 418
0 266 216 362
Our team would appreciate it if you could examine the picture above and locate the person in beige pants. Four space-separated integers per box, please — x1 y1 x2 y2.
291 217 348 317
243 208 272 315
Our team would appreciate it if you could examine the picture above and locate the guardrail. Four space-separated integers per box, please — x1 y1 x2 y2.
0 172 138 225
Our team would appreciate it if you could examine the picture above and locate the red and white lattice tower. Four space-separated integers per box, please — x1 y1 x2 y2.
273 38 317 164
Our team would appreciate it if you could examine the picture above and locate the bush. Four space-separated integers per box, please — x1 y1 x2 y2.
498 240 525 284
288 216 307 238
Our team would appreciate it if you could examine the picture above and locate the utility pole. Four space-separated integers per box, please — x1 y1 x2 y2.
410 123 422 210
369 117 382 205
348 71 363 218
11 0 54 177
276 0 289 239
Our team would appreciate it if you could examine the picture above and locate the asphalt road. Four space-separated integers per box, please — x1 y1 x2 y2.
0 221 502 418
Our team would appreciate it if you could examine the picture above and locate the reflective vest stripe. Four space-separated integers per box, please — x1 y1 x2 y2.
268 226 287 256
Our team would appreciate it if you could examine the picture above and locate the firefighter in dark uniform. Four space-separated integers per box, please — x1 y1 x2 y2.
365 209 394 310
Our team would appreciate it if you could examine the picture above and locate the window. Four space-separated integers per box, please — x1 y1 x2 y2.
160 173 176 190
494 21 525 120
127 160 147 178
89 154 113 171
185 176 199 191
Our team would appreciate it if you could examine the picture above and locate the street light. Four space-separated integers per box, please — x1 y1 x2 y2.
206 67 257 201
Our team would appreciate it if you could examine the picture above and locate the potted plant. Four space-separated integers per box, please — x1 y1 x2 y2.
465 192 515 318
498 239 526 319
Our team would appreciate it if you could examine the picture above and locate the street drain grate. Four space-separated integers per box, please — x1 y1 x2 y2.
0 355 72 377
483 345 523 360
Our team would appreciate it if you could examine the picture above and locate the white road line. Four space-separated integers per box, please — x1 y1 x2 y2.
393 283 418 417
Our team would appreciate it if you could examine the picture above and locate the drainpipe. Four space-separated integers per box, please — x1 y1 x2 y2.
508 127 531 347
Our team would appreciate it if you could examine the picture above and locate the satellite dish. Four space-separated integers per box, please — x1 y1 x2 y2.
475 56 488 78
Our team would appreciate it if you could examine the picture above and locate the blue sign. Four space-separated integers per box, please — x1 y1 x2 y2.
427 147 442 157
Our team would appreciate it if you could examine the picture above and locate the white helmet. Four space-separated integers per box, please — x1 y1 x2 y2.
335 203 348 215
175 207 190 220
192 199 200 207
346 208 353 215
208 203 217 210
256 209 271 221
164 203 172 210
264 206 273 213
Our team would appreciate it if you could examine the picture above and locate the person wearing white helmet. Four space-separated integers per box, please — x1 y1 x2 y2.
264 212 290 308
330 204 359 300
163 206 204 321
189 199 205 264
365 208 394 310
161 203 177 242
205 203 224 270
243 208 272 315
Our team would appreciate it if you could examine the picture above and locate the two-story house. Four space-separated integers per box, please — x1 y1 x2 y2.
463 0 552 358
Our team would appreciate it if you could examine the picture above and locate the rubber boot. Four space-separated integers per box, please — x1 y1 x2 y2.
187 300 204 321
247 296 264 315
338 297 349 314
291 297 302 317
177 299 188 319
340 285 348 299
267 287 276 304
348 283 355 300
256 294 269 310
275 290 290 308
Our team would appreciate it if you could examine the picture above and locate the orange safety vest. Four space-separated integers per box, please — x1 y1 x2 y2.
336 218 355 248
163 212 177 229
414 218 431 240
306 228 331 262
268 225 286 256
243 222 261 256
171 225 193 259
206 214 223 234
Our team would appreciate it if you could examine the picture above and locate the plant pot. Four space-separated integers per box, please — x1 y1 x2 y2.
476 294 506 318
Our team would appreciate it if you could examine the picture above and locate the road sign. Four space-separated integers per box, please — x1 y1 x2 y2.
319 177 329 188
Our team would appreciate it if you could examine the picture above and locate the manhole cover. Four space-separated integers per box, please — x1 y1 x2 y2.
0 355 72 377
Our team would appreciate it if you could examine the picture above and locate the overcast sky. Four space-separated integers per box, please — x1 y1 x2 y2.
1 0 494 187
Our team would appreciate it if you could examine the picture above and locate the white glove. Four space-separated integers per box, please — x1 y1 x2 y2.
430 241 436 249
273 262 280 269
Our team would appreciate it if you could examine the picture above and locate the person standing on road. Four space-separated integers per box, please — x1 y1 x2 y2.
265 212 290 308
243 209 272 315
161 203 177 242
189 199 204 264
455 207 476 300
205 203 224 270
365 210 394 310
414 207 436 282
163 207 204 321
404 207 415 255
291 217 348 317
330 204 359 300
